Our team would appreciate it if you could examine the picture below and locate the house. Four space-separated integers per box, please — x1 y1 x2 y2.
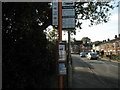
93 34 120 56
71 38 92 53
71 40 82 53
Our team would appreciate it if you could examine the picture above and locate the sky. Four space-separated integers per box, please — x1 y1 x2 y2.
62 1 119 42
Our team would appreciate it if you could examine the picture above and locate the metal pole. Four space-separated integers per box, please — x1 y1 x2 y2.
58 1 62 41
58 1 63 89
68 31 71 64
67 30 72 88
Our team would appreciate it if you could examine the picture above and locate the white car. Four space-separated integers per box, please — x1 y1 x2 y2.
80 52 87 57
87 52 99 60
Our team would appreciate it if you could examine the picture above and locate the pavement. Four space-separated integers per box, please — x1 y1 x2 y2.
0 62 2 89
100 56 120 63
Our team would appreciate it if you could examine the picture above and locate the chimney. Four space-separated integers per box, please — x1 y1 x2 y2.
115 35 117 39
103 40 106 43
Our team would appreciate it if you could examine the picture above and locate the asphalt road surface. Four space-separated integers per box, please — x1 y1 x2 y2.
71 54 120 88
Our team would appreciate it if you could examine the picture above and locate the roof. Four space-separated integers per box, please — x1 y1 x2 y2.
74 40 82 45
99 37 120 46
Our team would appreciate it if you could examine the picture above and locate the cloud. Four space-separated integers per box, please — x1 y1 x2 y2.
109 13 118 21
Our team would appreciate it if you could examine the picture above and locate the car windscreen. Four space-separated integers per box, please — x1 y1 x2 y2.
90 53 97 55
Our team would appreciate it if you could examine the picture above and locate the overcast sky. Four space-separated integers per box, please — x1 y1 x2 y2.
62 1 119 42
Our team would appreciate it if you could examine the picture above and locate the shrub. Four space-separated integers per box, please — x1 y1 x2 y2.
111 54 120 60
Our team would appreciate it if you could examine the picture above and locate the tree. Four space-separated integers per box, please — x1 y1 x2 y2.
75 1 118 30
52 1 119 36
44 26 58 42
81 37 91 44
93 41 102 46
2 2 53 88
2 1 119 88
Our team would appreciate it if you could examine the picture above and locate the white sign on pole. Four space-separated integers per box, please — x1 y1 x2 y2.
59 44 66 61
62 2 75 30
62 9 75 16
58 63 66 75
52 2 58 26
62 2 75 7
62 17 75 29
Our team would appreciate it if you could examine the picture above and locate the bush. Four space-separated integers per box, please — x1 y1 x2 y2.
2 2 53 88
111 54 120 60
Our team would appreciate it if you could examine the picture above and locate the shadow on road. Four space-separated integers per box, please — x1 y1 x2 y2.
71 54 119 88
72 68 119 88
72 55 94 69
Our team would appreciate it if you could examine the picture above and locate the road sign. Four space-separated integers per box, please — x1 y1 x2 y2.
59 44 66 62
62 2 75 7
52 2 58 26
62 17 75 30
58 41 66 62
62 8 75 16
62 2 75 30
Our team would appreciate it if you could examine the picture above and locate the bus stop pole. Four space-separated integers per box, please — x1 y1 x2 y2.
58 1 63 89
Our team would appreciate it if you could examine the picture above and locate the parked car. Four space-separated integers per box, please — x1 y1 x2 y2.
71 52 79 54
80 52 87 57
87 52 99 60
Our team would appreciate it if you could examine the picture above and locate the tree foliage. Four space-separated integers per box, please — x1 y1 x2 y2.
52 1 118 35
2 1 119 88
75 1 118 29
2 2 53 88
44 26 58 42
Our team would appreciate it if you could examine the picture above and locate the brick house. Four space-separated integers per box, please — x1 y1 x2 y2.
93 35 120 56
71 40 92 53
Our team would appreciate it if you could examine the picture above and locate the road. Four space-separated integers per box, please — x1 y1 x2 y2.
71 54 120 88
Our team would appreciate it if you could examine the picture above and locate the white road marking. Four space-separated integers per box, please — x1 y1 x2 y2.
111 64 118 68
